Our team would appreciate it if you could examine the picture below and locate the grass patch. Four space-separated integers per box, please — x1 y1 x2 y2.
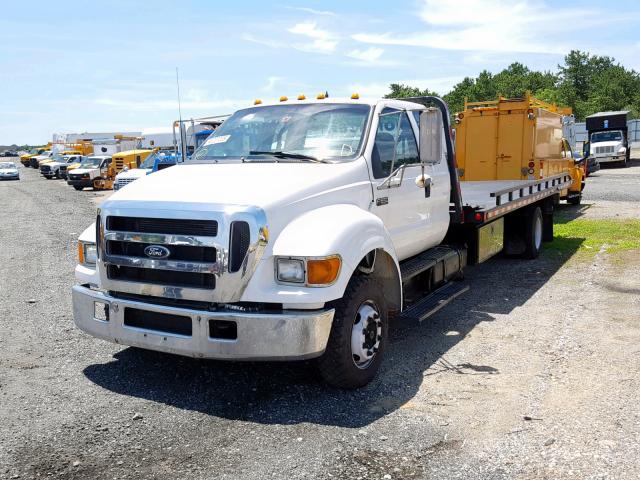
548 219 640 255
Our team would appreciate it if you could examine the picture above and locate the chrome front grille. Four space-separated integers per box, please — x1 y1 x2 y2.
595 145 614 154
114 177 137 189
98 208 268 303
107 216 218 236
104 217 220 292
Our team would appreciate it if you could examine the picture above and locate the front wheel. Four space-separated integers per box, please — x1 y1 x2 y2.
73 185 83 191
316 275 388 389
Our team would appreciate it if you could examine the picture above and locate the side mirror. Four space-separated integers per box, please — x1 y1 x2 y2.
419 108 443 164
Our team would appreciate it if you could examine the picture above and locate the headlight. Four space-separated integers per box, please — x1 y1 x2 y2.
275 255 341 286
618 146 627 154
276 258 305 283
78 241 97 266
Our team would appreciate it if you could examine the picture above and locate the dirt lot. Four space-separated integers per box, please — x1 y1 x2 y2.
1 160 639 479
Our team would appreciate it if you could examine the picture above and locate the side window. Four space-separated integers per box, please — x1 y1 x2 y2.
371 110 419 179
395 113 419 169
412 111 420 130
371 108 400 179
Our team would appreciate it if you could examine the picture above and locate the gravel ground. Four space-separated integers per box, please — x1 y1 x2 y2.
580 158 640 219
1 159 639 480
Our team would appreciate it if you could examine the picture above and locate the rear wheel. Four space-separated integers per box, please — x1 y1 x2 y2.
316 275 388 389
567 194 581 205
523 206 543 259
73 186 83 191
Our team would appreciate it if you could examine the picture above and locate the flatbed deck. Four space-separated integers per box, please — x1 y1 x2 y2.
458 173 574 222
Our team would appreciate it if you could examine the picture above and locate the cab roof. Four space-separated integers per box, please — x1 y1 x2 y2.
247 97 425 111
113 149 152 157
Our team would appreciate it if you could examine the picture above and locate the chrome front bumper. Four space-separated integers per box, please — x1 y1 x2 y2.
595 155 624 163
72 285 334 361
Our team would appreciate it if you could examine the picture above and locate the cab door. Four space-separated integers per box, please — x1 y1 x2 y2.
369 108 438 260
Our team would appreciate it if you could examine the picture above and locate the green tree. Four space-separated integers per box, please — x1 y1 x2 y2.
386 52 639 119
384 83 438 99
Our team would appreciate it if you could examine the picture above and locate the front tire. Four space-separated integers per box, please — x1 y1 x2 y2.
73 185 83 191
316 275 388 389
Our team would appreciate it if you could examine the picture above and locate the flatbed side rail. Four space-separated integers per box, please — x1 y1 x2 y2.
480 173 572 221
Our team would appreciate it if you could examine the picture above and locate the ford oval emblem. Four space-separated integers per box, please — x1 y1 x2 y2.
144 245 171 259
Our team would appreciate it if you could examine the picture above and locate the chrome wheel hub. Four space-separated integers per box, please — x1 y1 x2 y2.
351 301 382 369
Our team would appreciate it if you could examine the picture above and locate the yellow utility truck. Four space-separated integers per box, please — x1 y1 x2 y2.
20 145 50 167
92 149 153 190
454 93 584 204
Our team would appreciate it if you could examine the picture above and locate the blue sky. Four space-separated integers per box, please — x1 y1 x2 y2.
1 0 639 144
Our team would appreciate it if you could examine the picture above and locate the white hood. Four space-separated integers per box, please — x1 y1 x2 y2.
104 161 373 212
116 168 150 180
0 167 18 174
71 168 98 175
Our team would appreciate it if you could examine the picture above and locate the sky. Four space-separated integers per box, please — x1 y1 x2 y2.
1 0 639 145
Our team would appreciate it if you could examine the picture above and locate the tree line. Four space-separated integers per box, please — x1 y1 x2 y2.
385 50 640 120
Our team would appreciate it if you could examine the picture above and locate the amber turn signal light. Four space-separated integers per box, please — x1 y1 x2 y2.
78 242 85 265
307 256 341 285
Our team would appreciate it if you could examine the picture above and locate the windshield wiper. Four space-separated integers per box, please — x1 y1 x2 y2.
248 151 325 163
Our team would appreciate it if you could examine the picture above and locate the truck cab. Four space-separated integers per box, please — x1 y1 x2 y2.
20 147 48 167
72 95 571 388
586 111 630 167
41 154 84 179
67 155 112 190
113 150 180 191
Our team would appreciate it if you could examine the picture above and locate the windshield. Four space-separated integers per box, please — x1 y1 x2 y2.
0 162 16 169
190 103 371 162
80 157 103 168
591 131 622 143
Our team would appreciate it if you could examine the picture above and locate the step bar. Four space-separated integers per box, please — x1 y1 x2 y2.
398 281 469 323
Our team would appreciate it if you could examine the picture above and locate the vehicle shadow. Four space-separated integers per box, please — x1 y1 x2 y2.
554 203 592 223
83 239 583 428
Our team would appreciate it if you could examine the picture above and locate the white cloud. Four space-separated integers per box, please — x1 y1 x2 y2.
346 47 384 63
284 6 336 16
94 97 247 113
261 76 283 92
352 0 611 54
288 21 338 53
346 82 390 98
348 75 464 98
241 33 287 49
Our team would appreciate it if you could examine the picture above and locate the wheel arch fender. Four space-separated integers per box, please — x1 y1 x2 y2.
270 204 402 307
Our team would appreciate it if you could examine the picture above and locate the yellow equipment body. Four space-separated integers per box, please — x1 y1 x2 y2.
93 149 153 190
455 93 583 200
20 146 48 166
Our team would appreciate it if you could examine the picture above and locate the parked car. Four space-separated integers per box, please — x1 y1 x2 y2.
0 161 20 180
2 150 18 157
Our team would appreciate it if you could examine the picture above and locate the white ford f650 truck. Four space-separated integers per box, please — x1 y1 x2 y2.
72 96 572 388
